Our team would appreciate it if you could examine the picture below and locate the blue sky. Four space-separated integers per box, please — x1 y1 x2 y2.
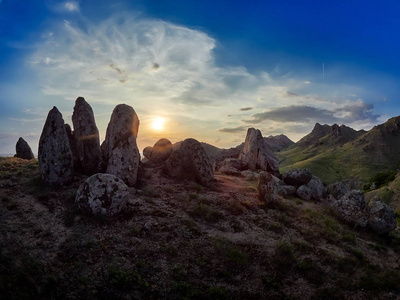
1 0 399 155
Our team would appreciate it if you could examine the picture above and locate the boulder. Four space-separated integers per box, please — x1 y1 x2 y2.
283 169 312 187
296 176 325 201
238 128 280 176
257 171 278 203
164 138 214 187
331 190 369 227
326 182 349 199
75 173 129 217
217 158 242 171
101 104 140 187
219 166 241 176
15 137 34 160
241 170 259 181
143 138 173 164
296 185 312 201
38 107 73 185
367 198 397 235
277 185 297 197
72 97 102 174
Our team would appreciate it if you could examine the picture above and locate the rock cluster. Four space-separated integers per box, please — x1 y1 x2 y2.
15 137 34 160
215 128 280 178
75 173 129 217
101 104 140 187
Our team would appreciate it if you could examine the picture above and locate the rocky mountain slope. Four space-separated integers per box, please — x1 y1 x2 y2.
278 116 400 185
1 157 400 299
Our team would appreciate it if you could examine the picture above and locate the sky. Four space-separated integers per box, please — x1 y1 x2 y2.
1 0 400 155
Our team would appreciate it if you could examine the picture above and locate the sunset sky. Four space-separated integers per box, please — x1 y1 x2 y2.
1 0 400 155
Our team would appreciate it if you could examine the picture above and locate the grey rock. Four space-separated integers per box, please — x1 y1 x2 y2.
38 107 73 185
283 169 312 187
331 190 369 227
240 170 259 181
164 138 214 187
15 137 34 160
72 97 102 174
143 138 173 164
101 104 140 187
296 185 312 201
217 158 242 171
296 175 325 201
219 165 241 176
326 182 349 199
257 171 278 202
76 173 129 217
367 198 397 235
277 185 297 197
239 128 280 176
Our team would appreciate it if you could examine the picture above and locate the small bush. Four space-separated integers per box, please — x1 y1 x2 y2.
189 203 224 223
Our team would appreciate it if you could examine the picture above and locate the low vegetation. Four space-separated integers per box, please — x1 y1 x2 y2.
0 157 399 299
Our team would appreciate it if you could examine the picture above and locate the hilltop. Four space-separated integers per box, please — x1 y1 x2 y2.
278 116 400 185
1 157 400 299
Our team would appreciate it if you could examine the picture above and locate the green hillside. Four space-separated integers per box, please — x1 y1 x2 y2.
278 116 400 185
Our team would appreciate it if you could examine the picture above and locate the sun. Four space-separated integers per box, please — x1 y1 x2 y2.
152 117 165 131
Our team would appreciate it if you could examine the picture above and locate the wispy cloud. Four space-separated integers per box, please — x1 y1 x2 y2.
64 1 80 12
28 14 382 149
219 126 247 133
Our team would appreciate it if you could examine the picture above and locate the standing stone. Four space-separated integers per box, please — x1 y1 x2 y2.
239 128 279 176
15 137 34 160
164 138 214 187
101 104 140 186
38 107 73 185
75 173 129 217
72 97 102 175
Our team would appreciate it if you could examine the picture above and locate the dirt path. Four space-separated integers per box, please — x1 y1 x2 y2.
214 173 258 198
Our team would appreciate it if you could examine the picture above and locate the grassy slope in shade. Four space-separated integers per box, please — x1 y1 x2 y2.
278 116 400 185
1 157 400 299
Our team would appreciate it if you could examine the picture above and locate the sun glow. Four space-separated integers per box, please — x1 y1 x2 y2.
152 117 165 131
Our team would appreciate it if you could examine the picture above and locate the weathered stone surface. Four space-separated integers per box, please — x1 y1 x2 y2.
240 170 259 181
331 190 369 227
38 107 73 185
297 176 325 201
367 198 397 235
283 169 312 187
239 128 280 176
72 97 102 175
65 124 79 168
164 138 214 187
101 104 140 187
326 182 349 199
219 166 241 176
76 173 129 217
257 171 278 202
296 185 312 201
143 138 173 164
277 185 297 197
15 137 34 160
217 158 242 171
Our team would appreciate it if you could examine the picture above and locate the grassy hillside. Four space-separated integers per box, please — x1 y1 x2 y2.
1 157 400 299
278 117 400 185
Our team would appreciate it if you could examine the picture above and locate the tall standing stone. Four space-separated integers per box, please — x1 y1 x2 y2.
15 137 34 160
38 107 73 185
101 104 140 186
72 97 101 174
239 128 280 176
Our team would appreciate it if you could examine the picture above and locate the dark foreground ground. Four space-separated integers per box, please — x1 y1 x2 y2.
0 157 400 299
